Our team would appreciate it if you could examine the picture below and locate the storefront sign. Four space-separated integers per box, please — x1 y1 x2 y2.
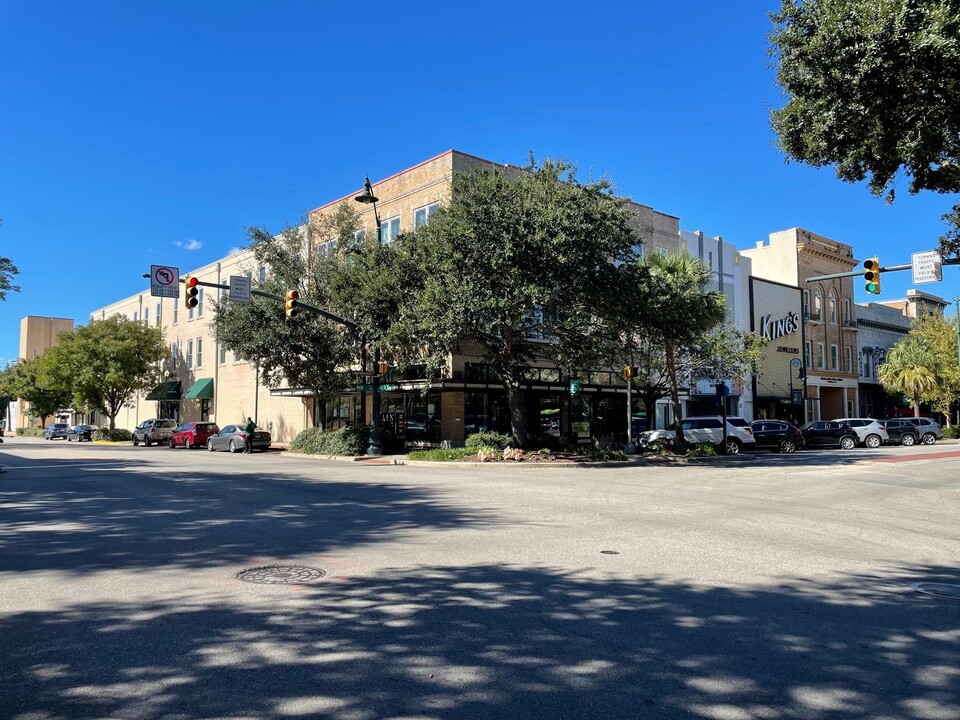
760 311 801 341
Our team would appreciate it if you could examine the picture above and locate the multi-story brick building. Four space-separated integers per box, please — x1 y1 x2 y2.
741 228 860 421
10 316 75 429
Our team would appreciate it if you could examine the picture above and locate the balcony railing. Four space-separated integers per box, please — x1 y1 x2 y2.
803 310 821 322
842 320 857 328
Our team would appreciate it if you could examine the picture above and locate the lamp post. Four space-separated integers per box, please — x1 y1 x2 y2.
354 176 384 455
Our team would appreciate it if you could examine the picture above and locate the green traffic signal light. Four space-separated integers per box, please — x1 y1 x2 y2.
863 257 881 295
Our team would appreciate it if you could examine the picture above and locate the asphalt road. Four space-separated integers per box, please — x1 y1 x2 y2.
1 437 958 719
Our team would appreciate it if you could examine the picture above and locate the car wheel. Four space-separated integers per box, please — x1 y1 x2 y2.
133 435 139 446
168 438 175 449
922 433 937 445
67 436 72 442
229 440 238 453
208 439 215 452
840 436 856 450
779 438 797 453
864 434 882 449
723 438 742 455
901 434 916 447
144 437 152 447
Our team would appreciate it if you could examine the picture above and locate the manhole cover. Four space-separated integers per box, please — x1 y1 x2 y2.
236 565 326 585
911 582 960 599
600 550 620 555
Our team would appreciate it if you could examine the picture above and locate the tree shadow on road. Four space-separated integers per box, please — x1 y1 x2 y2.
2 562 957 719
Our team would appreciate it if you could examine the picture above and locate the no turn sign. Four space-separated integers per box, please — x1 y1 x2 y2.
151 265 180 298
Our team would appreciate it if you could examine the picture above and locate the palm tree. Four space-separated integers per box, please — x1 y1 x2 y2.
640 252 726 442
877 337 937 417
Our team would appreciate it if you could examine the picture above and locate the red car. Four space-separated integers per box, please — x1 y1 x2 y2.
168 422 220 449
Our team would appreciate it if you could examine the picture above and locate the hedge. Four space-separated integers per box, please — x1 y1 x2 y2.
94 428 133 442
290 424 371 456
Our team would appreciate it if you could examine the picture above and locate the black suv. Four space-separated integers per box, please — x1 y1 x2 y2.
879 419 920 446
902 417 942 444
749 420 804 453
800 420 859 450
132 419 177 446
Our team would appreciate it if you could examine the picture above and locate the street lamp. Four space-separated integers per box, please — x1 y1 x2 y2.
354 176 384 455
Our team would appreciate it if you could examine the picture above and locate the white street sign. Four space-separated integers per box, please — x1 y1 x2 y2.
229 275 252 303
912 250 943 284
150 265 180 298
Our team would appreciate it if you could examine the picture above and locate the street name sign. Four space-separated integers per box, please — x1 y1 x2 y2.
912 250 943 284
150 265 179 298
229 275 252 302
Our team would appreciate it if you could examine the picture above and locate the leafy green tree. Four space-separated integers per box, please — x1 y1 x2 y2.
0 256 19 301
878 335 938 416
213 219 358 427
403 156 640 447
769 0 960 257
43 316 166 429
635 252 728 442
911 312 960 422
0 356 71 427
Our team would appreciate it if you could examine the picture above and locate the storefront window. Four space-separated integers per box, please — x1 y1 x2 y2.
464 391 510 436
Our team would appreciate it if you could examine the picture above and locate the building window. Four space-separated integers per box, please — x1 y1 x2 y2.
864 348 874 379
133 311 139 322
803 290 810 316
219 342 226 365
805 341 812 369
186 340 194 369
817 343 825 370
196 338 203 368
172 342 178 369
143 307 149 324
829 292 837 324
845 346 852 373
381 215 400 243
173 303 179 325
197 288 204 318
414 202 440 228
814 290 823 321
353 228 366 244
831 344 838 370
316 239 336 256
844 299 851 324
156 302 161 326
258 266 266 284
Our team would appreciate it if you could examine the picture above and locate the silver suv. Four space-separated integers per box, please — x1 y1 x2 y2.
902 417 942 444
831 418 888 448
132 419 177 446
639 416 756 454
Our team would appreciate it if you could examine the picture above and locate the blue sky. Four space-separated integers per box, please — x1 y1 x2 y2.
1 2 957 364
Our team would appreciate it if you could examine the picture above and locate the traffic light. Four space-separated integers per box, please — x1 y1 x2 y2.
184 276 199 308
863 257 881 294
376 360 389 376
284 289 300 320
623 365 638 380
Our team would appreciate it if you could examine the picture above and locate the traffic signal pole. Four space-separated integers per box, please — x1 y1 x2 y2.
806 259 959 283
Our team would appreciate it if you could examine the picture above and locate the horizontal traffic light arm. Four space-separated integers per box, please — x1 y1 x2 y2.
805 258 959 283
139 274 358 331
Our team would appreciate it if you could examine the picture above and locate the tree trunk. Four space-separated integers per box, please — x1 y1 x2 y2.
506 381 528 449
665 340 684 442
912 395 921 417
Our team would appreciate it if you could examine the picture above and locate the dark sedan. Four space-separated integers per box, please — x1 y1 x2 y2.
66 425 96 442
749 420 804 453
207 424 272 453
43 423 71 440
800 420 859 449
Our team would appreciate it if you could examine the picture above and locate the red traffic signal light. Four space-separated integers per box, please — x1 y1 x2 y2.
284 289 300 319
863 257 881 295
184 276 199 308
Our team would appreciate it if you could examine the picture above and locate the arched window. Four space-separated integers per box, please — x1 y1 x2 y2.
829 291 837 324
814 290 823 320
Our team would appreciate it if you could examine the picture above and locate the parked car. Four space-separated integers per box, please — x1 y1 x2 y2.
66 424 96 442
800 420 859 449
207 424 272 453
831 418 888 448
132 419 178 446
43 423 72 440
639 416 756 454
749 420 804 453
901 417 943 444
168 422 220 449
878 419 920 446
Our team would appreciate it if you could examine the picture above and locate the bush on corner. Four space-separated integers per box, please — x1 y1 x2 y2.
17 427 44 437
290 424 371 456
93 428 132 441
407 447 474 462
943 425 959 439
465 431 512 451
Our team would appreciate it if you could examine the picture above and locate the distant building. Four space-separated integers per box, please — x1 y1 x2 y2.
875 289 948 320
13 316 74 429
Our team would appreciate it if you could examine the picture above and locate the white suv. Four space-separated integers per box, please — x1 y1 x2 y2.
831 418 888 448
639 416 756 454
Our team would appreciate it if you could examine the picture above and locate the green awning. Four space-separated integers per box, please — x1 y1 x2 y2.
182 378 214 400
145 380 181 401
